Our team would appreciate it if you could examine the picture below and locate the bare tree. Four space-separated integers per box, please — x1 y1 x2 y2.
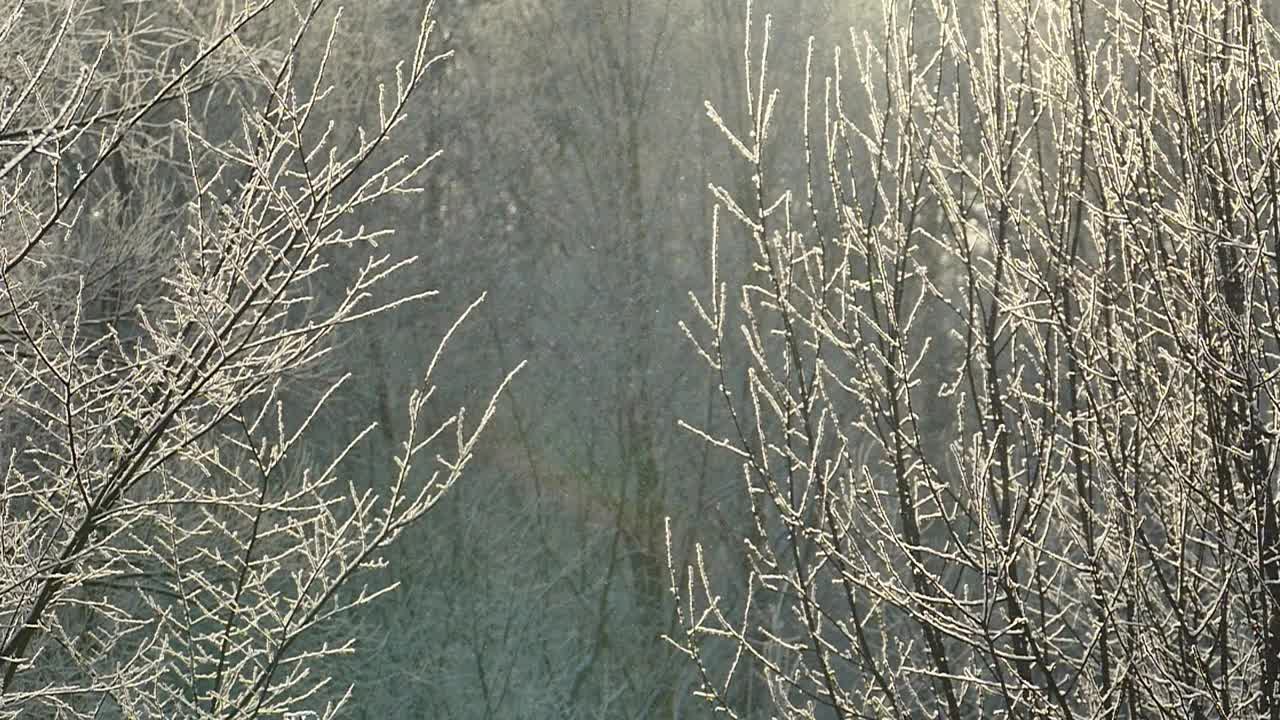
0 1 519 717
672 0 1280 717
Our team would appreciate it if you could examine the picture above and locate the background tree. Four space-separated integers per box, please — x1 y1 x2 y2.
337 2 883 717
672 0 1280 717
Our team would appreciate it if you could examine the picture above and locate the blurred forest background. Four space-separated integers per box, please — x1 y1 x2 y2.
299 1 858 716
